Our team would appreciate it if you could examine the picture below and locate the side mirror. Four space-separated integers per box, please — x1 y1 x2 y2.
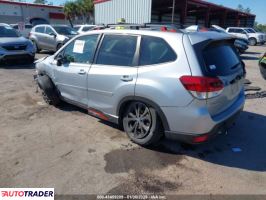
56 55 64 66
49 32 56 38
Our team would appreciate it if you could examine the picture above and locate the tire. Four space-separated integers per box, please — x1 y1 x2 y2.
248 38 257 46
122 102 163 146
259 63 266 80
37 75 61 106
56 43 63 51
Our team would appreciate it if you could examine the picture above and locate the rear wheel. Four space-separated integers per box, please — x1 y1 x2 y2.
249 38 257 46
122 102 163 146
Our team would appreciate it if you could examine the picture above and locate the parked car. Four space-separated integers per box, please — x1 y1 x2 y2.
211 25 249 54
244 28 266 44
34 29 245 146
185 25 249 54
29 24 78 52
259 53 266 80
74 25 96 34
0 23 35 65
11 24 33 38
226 27 265 46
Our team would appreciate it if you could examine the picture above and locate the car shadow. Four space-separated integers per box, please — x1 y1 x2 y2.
240 55 259 60
155 111 266 172
244 51 261 55
56 101 87 114
52 101 266 172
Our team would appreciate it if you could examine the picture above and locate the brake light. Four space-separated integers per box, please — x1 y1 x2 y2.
193 134 209 143
180 76 224 99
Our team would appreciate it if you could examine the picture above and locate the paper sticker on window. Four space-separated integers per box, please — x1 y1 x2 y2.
73 40 85 54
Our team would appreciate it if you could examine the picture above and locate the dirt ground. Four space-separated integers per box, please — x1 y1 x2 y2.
0 45 266 196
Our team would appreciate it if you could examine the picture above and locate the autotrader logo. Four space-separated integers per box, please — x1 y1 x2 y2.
0 188 54 200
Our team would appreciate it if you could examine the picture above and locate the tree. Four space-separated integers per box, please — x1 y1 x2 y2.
237 4 244 11
64 1 78 27
64 0 94 25
33 0 47 4
237 4 251 14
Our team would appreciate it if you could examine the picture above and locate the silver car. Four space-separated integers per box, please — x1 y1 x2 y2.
35 29 245 146
0 23 35 65
29 24 78 52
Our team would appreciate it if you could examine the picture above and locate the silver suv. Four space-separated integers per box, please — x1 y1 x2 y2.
35 29 245 146
29 24 78 52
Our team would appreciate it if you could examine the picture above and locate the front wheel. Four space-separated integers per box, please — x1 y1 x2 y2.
122 102 163 146
249 38 257 46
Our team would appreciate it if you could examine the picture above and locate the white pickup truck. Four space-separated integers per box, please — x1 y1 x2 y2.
226 27 265 46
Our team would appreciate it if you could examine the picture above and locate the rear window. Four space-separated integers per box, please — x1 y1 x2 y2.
203 42 241 76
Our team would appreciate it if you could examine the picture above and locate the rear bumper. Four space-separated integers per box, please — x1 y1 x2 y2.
162 90 245 144
165 108 243 144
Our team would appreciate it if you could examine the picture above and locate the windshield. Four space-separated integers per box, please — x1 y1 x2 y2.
0 26 19 37
245 29 256 33
73 26 80 31
53 26 77 35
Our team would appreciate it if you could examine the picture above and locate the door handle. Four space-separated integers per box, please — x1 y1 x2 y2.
78 69 86 75
121 75 133 82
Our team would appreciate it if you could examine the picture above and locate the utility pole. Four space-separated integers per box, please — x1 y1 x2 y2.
171 0 176 23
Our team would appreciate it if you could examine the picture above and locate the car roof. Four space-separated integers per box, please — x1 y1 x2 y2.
80 29 233 43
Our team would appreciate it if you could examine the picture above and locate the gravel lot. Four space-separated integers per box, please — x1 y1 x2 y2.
0 45 266 196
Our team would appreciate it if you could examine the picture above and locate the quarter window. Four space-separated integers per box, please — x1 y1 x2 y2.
139 36 177 66
62 34 99 64
96 35 137 66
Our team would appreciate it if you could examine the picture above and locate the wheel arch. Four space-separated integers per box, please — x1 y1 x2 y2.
117 96 170 131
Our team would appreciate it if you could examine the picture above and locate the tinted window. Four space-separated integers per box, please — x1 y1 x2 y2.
25 25 32 29
203 42 241 76
82 26 94 32
74 26 80 31
13 25 18 29
245 28 255 33
53 26 77 35
62 34 99 64
139 36 177 66
45 27 55 35
228 28 236 33
0 26 19 37
35 26 45 33
96 35 137 66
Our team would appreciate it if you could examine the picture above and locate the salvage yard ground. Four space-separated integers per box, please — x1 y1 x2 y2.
0 45 266 195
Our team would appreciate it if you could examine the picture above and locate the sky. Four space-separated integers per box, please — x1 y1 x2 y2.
27 0 266 24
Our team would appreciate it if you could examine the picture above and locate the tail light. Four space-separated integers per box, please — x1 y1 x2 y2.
180 76 224 99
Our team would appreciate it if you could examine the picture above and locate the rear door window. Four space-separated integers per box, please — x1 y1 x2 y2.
96 34 137 66
139 36 177 66
203 41 241 76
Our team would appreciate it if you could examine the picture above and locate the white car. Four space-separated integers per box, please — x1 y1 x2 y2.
244 28 266 44
226 27 265 46
74 25 96 34
11 24 33 38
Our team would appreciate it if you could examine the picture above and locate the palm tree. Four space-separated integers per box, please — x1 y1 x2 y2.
64 1 78 27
